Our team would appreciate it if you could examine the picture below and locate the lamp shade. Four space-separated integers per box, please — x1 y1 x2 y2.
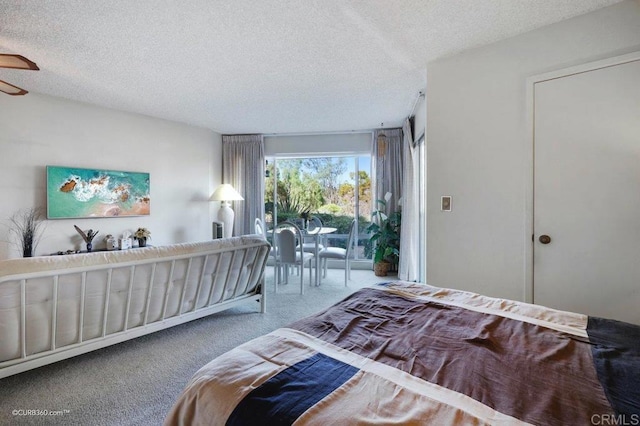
209 184 244 201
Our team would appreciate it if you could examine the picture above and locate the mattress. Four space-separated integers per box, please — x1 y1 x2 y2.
165 281 640 425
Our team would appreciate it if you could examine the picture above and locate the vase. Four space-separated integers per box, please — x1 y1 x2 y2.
23 242 34 257
138 238 147 247
374 261 390 277
86 242 93 252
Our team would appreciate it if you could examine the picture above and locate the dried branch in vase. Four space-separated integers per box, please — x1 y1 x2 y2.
8 208 46 257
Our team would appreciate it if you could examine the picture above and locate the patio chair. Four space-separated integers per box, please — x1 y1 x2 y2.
318 219 357 286
274 221 315 294
300 215 325 254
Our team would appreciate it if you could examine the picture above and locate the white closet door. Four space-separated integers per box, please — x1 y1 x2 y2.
533 58 640 325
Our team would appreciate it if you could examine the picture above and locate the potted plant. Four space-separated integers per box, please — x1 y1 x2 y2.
366 193 401 276
134 227 151 247
74 225 99 252
9 208 45 257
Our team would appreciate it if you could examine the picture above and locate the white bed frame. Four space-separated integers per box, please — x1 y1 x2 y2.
0 236 270 379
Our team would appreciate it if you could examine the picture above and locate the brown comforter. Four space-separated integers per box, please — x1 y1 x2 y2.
165 281 640 425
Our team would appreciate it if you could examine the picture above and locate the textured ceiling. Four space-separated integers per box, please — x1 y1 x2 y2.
0 0 623 134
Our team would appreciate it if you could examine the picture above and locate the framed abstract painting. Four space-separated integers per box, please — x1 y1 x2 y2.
46 166 150 219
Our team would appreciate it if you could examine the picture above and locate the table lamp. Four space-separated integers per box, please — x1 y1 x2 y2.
209 184 244 238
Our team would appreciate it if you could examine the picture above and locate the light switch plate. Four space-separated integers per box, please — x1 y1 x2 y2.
441 196 451 212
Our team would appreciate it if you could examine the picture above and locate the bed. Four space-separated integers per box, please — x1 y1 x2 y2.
164 281 640 425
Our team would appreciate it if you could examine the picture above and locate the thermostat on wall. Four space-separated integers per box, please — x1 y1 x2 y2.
441 196 452 212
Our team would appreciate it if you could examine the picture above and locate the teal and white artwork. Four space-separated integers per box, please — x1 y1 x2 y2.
47 166 150 219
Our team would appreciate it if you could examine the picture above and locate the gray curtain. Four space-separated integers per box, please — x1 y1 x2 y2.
222 135 265 236
372 128 403 215
399 118 419 281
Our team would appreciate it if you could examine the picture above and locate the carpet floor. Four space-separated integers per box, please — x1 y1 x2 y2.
0 266 393 425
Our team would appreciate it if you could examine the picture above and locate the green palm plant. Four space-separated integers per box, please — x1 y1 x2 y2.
366 193 401 266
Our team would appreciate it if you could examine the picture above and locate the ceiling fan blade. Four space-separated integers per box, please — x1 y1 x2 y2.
0 79 28 96
0 54 39 95
0 54 39 70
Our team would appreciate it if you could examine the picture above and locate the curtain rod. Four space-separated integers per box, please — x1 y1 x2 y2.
408 91 425 119
263 130 373 137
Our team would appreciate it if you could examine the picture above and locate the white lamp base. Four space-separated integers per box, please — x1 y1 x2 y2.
217 202 235 238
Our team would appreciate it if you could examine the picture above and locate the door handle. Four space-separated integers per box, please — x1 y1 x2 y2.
539 235 551 244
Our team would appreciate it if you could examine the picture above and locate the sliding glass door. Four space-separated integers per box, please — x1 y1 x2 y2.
265 155 372 261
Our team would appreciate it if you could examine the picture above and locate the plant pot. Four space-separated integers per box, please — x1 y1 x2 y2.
137 238 147 247
374 261 390 277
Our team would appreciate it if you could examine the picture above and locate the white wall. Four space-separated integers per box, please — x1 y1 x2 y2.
426 0 640 300
0 93 221 259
